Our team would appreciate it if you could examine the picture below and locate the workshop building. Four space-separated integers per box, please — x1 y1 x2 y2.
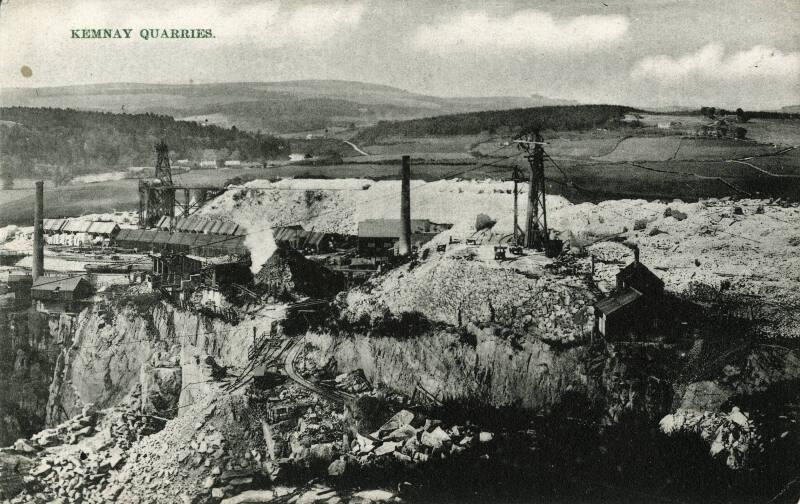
31 275 93 314
357 219 452 256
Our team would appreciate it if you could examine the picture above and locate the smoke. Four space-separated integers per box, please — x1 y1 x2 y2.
243 226 277 275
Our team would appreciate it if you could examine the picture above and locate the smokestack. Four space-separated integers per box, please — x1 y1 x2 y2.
33 180 44 280
633 245 640 264
398 155 411 256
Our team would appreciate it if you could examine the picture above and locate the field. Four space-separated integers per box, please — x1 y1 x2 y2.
2 111 798 227
362 135 490 155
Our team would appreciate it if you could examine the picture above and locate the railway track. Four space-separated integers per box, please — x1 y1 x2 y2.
283 338 355 405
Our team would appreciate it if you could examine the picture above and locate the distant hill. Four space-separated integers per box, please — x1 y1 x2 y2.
354 104 637 144
0 81 577 134
781 105 800 114
0 107 289 180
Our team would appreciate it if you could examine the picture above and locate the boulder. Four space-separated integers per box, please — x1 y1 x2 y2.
374 442 398 457
377 410 415 436
307 443 337 465
140 364 182 419
475 214 497 231
351 489 397 503
383 425 417 442
421 427 451 449
328 458 347 477
13 439 37 453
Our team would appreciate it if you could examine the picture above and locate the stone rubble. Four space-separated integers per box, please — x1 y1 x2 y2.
659 406 763 469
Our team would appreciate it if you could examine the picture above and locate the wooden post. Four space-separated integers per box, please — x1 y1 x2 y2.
398 155 411 256
513 165 519 245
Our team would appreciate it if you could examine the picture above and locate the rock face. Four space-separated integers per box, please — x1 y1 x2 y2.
45 294 282 425
308 329 590 411
0 309 62 446
140 364 182 418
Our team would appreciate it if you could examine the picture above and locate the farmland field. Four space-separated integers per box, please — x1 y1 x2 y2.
363 135 490 155
595 136 684 161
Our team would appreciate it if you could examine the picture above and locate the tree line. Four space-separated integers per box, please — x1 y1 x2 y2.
353 105 638 143
0 107 290 187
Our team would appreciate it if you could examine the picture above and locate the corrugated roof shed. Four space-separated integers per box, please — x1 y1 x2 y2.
218 222 238 235
358 219 441 238
62 220 92 233
44 219 68 232
306 231 327 247
151 231 173 246
31 276 92 301
137 229 158 245
87 222 120 236
156 216 170 230
594 288 643 315
31 275 86 292
206 220 223 234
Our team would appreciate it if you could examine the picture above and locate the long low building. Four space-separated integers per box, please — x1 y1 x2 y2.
155 216 244 236
43 219 120 238
114 228 247 256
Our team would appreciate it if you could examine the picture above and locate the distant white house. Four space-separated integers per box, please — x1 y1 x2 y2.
658 121 682 129
224 160 242 167
199 160 217 168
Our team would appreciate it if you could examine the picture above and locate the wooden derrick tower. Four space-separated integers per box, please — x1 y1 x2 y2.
138 140 175 229
154 140 173 184
516 130 548 250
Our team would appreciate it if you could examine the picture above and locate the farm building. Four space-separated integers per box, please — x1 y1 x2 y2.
357 219 452 256
31 275 93 314
593 248 666 340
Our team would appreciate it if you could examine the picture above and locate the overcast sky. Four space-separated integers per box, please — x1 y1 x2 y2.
1 0 798 109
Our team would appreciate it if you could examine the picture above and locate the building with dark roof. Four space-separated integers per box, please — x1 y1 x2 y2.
616 248 664 297
593 248 666 340
357 219 451 256
31 275 93 313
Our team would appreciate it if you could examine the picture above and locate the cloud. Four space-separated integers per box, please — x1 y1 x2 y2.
632 44 800 81
411 10 629 53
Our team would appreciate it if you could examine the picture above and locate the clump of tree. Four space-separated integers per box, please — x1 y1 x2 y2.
354 105 638 143
0 107 290 180
699 106 798 121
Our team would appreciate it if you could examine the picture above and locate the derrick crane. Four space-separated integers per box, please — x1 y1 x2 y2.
515 130 548 250
138 140 175 229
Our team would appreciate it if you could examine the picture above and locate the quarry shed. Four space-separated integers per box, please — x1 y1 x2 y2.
616 250 664 297
594 253 668 341
357 219 451 256
31 275 93 313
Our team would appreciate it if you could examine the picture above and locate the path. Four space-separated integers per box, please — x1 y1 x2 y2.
342 140 370 156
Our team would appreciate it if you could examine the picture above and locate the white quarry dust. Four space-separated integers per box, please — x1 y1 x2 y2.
243 226 277 274
199 178 800 337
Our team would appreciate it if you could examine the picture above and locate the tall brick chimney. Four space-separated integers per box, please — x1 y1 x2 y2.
398 155 411 256
32 180 44 280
